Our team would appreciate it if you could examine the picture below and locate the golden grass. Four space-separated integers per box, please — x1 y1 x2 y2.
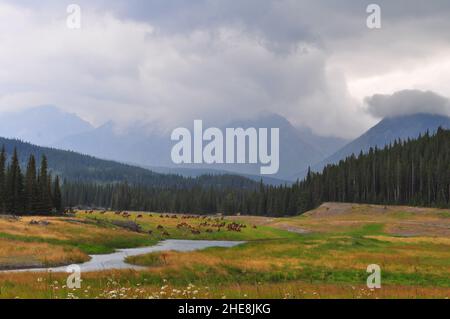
0 203 449 299
0 214 155 269
366 235 450 245
0 238 88 269
235 202 450 236
0 270 448 299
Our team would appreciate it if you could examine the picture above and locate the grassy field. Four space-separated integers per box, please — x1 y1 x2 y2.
0 203 449 299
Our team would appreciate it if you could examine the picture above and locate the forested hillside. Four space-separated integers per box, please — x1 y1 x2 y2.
295 127 450 211
62 128 450 216
0 137 258 190
309 113 450 176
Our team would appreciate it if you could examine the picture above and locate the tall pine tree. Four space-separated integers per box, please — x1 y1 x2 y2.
0 147 6 213
6 148 24 214
25 155 39 214
53 175 62 213
37 155 53 213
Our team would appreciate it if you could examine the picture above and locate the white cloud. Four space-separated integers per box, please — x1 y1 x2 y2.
0 2 374 139
1 1 450 139
365 90 450 118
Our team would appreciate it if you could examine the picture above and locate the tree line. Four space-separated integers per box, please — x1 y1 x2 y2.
4 127 446 217
62 180 299 216
61 128 450 216
0 147 62 215
294 127 450 212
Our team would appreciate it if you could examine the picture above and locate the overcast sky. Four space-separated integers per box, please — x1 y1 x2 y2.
1 0 450 138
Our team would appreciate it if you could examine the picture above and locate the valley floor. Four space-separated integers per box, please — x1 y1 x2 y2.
0 203 449 299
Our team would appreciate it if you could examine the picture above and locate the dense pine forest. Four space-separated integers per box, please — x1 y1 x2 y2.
0 137 259 189
4 128 450 217
295 127 450 212
61 128 450 216
0 147 62 215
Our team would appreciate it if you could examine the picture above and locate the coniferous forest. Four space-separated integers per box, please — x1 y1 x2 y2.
3 128 450 217
0 147 62 215
61 128 450 217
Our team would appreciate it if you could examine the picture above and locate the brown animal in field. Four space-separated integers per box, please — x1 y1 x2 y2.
137 215 143 218
160 215 164 218
191 229 201 235
177 222 190 229
206 229 213 233
157 225 164 230
162 231 170 236
227 222 243 232
148 230 153 235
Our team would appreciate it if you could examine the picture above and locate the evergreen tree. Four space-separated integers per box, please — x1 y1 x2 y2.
24 155 38 213
0 147 6 213
37 155 53 213
6 148 24 214
53 175 62 213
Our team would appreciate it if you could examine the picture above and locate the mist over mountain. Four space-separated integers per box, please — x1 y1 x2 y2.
54 110 342 181
0 105 93 147
295 126 348 158
0 136 260 190
300 113 450 179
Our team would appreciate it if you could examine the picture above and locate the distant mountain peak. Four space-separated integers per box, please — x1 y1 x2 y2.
303 112 450 179
0 105 93 147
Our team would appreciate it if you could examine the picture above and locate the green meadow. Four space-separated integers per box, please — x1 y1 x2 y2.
0 203 449 299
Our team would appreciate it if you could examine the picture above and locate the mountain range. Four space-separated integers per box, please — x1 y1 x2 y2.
302 113 450 179
49 109 348 181
2 106 450 183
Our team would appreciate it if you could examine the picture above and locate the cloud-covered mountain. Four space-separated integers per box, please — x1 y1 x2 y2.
304 113 450 178
54 111 342 181
365 90 450 118
0 105 93 147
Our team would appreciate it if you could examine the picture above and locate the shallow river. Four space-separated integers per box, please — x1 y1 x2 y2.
5 240 245 273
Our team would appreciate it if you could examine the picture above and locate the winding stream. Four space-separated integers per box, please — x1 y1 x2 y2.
4 240 245 273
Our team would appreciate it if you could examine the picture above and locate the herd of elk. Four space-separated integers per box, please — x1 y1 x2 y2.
227 222 247 232
79 210 257 235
